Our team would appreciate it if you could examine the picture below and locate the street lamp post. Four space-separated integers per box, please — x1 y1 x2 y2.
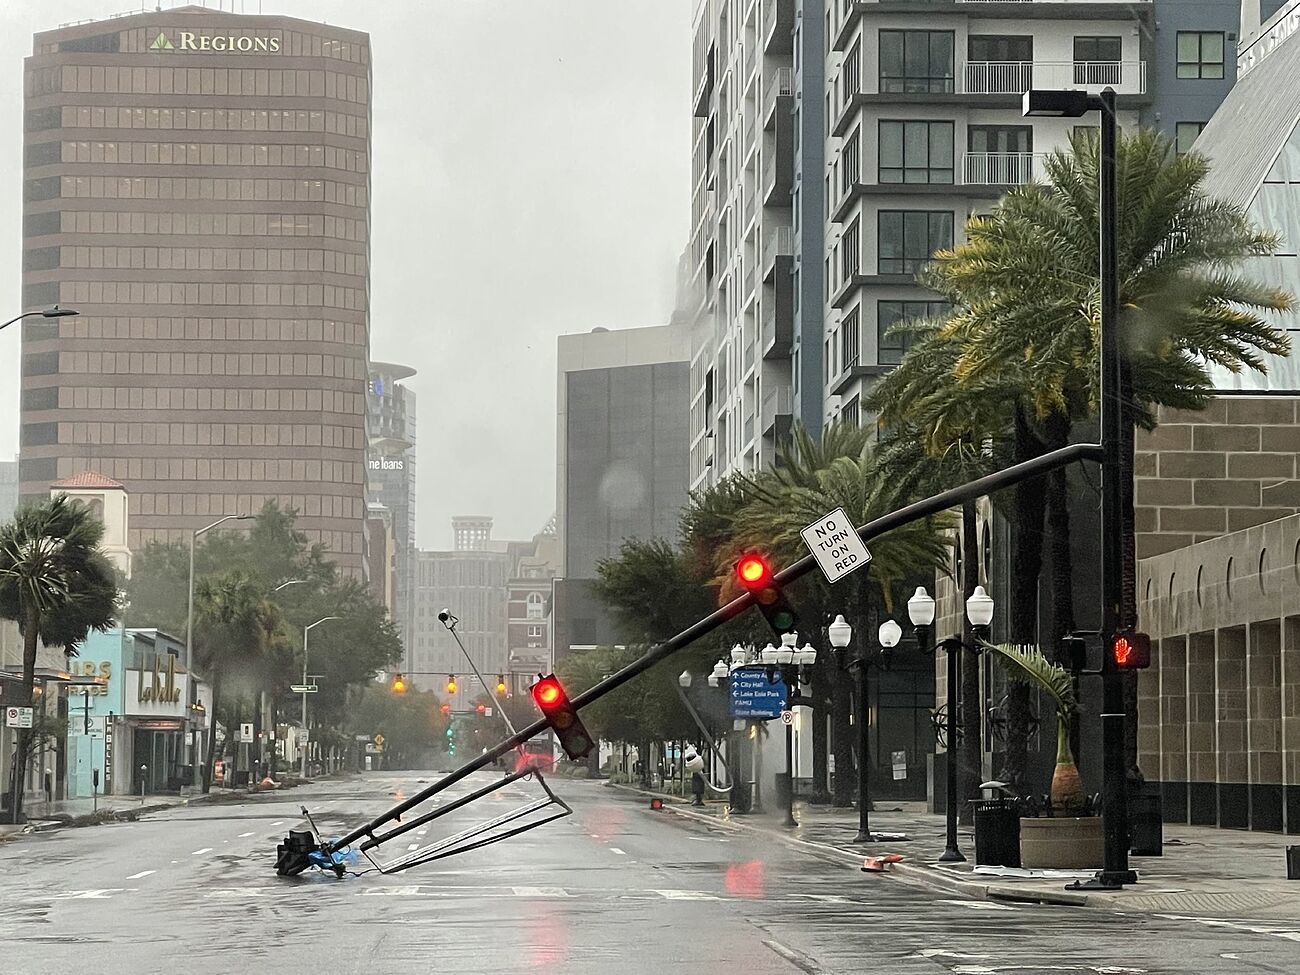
302 616 341 778
905 584 995 863
260 580 307 774
1024 86 1133 889
0 305 78 332
186 513 253 793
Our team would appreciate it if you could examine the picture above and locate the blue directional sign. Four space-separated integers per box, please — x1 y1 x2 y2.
729 667 788 720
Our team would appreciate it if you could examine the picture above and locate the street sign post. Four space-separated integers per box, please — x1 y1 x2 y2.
239 722 254 743
800 506 871 584
780 710 794 726
728 666 787 719
290 684 318 694
5 706 33 729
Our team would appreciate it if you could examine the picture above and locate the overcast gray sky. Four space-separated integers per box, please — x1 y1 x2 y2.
0 0 692 550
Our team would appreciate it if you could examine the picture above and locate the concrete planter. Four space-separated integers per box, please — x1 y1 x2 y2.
1019 815 1104 869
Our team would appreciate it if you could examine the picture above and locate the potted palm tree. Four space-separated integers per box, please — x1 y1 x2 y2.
982 643 1102 870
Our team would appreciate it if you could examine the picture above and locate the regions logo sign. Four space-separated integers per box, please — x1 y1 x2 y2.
150 31 281 53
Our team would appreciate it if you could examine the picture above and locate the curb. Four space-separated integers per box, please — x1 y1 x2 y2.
606 781 1098 907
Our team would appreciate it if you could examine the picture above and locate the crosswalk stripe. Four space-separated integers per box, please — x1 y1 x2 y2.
126 870 155 880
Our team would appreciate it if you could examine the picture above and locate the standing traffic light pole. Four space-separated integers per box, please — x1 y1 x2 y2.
317 441 1104 859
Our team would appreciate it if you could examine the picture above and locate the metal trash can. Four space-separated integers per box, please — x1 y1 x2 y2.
1287 845 1299 881
1129 792 1163 856
730 781 752 814
972 798 1021 867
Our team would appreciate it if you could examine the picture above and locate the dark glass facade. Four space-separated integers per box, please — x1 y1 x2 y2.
19 11 371 572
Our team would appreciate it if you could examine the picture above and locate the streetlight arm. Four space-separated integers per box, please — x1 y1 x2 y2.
0 312 34 331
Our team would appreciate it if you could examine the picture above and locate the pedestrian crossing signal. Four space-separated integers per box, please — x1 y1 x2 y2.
1112 630 1151 670
735 553 798 638
530 675 593 760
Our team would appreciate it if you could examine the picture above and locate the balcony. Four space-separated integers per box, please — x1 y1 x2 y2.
964 60 1146 95
763 66 794 129
761 384 794 438
961 151 1047 186
763 0 795 55
763 149 793 207
763 224 793 281
761 272 794 360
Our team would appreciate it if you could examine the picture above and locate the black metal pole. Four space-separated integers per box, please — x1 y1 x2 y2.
1097 86 1135 887
940 640 965 862
784 707 797 828
318 441 1103 857
853 655 874 843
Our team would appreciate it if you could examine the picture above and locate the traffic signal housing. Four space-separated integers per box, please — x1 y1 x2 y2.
1111 630 1151 670
390 672 407 694
496 675 507 695
446 675 457 695
530 674 594 760
735 553 798 638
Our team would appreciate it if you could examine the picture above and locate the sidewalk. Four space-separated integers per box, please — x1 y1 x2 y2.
607 782 1300 920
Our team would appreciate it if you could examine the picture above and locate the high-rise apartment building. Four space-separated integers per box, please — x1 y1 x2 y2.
687 0 821 490
19 9 372 573
820 0 1239 426
366 362 416 649
0 459 17 524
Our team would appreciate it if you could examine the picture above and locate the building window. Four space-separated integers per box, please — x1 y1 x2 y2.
527 625 543 638
1175 121 1207 156
879 300 949 365
1073 36 1122 86
841 397 861 429
879 30 955 94
526 592 544 620
879 121 954 184
878 211 953 275
841 306 861 371
1177 32 1225 79
844 38 861 101
968 35 1033 63
840 218 860 281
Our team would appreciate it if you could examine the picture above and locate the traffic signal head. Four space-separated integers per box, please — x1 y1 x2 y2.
446 675 457 694
1112 630 1151 670
530 674 593 760
476 703 486 715
735 553 798 638
390 672 407 694
496 675 507 695
439 703 450 716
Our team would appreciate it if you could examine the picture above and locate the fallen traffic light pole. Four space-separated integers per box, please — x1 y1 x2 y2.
278 440 1104 877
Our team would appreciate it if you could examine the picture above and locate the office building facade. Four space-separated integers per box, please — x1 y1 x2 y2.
554 325 691 657
19 9 372 573
366 362 416 650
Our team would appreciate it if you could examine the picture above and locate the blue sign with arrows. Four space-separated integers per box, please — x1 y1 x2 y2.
729 667 788 719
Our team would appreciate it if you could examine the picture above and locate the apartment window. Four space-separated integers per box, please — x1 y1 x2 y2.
841 218 860 281
527 625 543 638
1073 37 1122 86
879 300 949 364
879 121 954 184
841 306 861 370
1176 121 1207 155
879 30 954 94
967 125 1034 183
1177 32 1225 79
842 127 860 193
526 592 544 619
968 35 1033 63
878 211 954 274
841 397 861 429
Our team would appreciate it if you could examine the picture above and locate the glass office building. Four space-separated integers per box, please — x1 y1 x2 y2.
19 9 372 573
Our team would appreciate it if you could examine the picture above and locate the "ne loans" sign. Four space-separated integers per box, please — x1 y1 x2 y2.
800 507 871 584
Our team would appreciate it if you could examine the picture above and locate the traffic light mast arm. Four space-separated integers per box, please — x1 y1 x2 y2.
321 440 1103 857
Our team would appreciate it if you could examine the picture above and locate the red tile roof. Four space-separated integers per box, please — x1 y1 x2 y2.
50 471 125 490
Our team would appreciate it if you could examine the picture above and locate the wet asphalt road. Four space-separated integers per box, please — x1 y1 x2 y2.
1 771 1298 975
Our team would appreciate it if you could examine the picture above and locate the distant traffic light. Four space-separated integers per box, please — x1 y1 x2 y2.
439 703 450 716
446 675 457 694
476 703 486 715
390 672 407 694
530 674 593 760
1111 630 1151 670
735 553 798 638
496 675 507 695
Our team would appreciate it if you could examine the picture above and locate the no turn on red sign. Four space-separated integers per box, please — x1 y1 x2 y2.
800 507 872 584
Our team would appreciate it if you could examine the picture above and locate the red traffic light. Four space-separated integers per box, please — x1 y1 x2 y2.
476 703 486 715
736 554 772 588
1112 630 1151 670
530 675 593 760
439 703 450 715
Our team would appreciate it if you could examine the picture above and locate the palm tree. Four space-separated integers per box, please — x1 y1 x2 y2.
193 570 277 792
0 496 117 822
721 426 954 806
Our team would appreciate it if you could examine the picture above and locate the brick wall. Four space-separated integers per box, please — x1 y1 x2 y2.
1134 397 1300 559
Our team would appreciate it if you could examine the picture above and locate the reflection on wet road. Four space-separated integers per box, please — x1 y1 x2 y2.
0 772 1295 974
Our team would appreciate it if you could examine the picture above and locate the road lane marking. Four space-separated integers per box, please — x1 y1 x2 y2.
238 831 255 837
937 898 1016 912
191 848 213 855
126 870 155 880
763 939 823 974
407 843 419 851
609 847 626 855
511 886 573 898
652 889 720 900
270 821 284 826
57 889 125 899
